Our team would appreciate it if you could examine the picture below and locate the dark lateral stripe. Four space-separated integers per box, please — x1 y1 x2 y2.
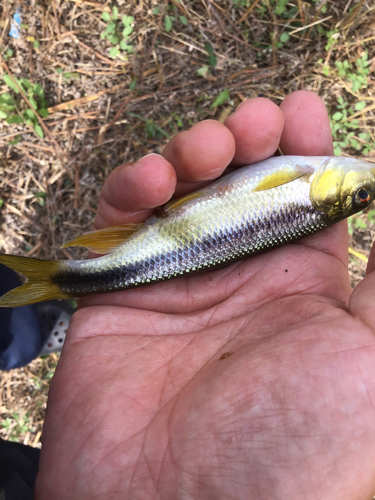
55 204 326 296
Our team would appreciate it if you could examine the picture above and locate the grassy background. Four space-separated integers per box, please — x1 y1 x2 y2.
0 0 374 446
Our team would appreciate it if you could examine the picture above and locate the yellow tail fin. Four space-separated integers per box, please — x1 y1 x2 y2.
0 255 68 307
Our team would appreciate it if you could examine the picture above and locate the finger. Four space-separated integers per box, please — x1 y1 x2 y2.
350 255 375 331
279 90 334 156
367 243 375 275
162 120 236 183
224 97 284 166
351 234 375 331
93 154 177 229
279 91 344 265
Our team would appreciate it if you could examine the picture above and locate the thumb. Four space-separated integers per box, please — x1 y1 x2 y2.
366 243 375 275
349 242 375 331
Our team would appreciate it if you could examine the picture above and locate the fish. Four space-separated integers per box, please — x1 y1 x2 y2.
0 155 374 307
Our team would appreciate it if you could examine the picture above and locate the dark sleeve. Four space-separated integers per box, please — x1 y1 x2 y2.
0 265 43 370
0 438 40 500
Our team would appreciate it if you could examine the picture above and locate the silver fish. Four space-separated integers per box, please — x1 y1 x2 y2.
0 155 374 307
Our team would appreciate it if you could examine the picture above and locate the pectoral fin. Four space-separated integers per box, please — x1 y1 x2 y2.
253 164 314 192
61 224 143 254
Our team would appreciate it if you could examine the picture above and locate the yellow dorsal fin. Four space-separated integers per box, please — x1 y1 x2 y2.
61 224 143 254
253 164 314 192
164 191 202 212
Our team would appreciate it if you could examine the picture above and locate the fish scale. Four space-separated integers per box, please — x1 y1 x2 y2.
0 155 374 307
55 169 327 296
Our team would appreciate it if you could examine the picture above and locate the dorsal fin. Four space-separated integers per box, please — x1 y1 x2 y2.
253 164 313 192
61 224 143 254
164 191 203 212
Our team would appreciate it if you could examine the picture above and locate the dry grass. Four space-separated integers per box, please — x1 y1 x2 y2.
0 0 374 446
0 353 59 446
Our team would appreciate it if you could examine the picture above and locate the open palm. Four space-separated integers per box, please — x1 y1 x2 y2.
35 91 375 500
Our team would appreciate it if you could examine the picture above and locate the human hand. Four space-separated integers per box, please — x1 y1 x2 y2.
35 91 375 500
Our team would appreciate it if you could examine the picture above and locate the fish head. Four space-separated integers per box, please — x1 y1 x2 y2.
310 157 375 220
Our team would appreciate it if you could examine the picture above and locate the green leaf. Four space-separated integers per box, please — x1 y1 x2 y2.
6 115 23 124
122 25 133 37
102 11 111 22
152 7 160 14
34 123 44 138
0 103 15 112
28 97 38 110
331 122 340 134
359 132 369 140
20 78 32 91
129 79 137 90
120 40 132 51
3 75 20 93
112 6 118 20
39 108 49 117
352 80 362 92
205 43 216 66
210 89 230 109
204 43 214 55
4 48 14 60
33 40 40 48
56 67 63 74
33 83 44 97
164 15 174 32
333 145 342 156
108 35 119 45
355 101 366 111
367 210 375 223
63 72 79 80
208 54 216 67
24 109 36 119
0 110 8 119
122 15 134 25
355 218 367 229
0 93 16 105
279 32 289 43
179 15 188 25
106 22 116 34
109 46 120 58
274 0 288 15
197 66 209 77
332 111 343 121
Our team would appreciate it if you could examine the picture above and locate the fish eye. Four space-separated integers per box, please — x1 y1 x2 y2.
354 188 371 204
